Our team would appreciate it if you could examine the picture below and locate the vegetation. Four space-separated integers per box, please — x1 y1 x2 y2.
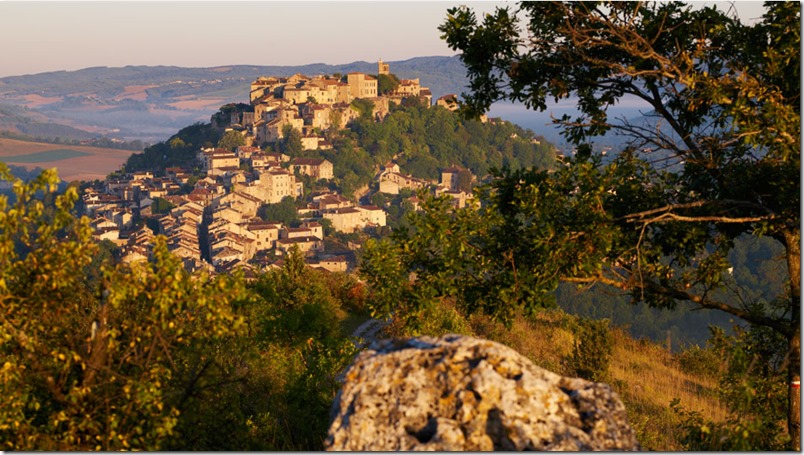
150 196 176 215
278 124 303 156
0 164 358 450
2 3 795 449
434 1 799 448
124 121 222 172
216 130 246 151
258 196 300 226
672 324 790 450
376 73 401 95
0 161 788 450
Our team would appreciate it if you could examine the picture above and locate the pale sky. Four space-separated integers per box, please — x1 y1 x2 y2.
0 1 767 78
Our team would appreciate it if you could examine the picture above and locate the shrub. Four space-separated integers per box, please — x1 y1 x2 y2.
568 317 614 382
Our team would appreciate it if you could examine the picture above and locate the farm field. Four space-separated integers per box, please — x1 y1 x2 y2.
0 137 136 182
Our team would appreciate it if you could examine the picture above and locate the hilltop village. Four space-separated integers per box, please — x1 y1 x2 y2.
81 61 482 276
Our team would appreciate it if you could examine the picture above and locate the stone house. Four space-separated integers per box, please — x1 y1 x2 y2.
289 157 334 180
323 207 363 233
436 94 459 111
357 205 387 227
237 168 300 204
282 221 323 241
276 236 324 257
199 148 240 171
246 221 282 250
309 255 349 273
347 72 378 99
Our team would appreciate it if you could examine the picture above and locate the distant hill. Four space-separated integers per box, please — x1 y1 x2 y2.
0 57 471 143
0 103 96 141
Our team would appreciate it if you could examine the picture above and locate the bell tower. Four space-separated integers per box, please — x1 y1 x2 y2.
378 59 389 75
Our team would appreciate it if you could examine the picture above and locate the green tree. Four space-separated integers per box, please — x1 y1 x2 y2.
0 164 246 450
377 73 401 95
151 196 176 215
245 246 358 449
439 1 800 446
281 124 303 156
216 130 246 151
258 196 299 226
568 317 613 382
328 110 343 133
350 98 375 121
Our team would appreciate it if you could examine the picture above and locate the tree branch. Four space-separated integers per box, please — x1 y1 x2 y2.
617 199 777 222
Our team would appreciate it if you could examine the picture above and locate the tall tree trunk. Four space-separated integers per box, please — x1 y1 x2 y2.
784 230 800 450
789 329 800 451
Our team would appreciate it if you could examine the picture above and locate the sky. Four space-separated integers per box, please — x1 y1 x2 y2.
0 1 768 78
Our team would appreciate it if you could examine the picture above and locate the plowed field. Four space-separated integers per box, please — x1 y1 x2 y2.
0 138 136 182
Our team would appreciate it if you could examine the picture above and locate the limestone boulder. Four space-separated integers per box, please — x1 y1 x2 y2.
325 334 640 451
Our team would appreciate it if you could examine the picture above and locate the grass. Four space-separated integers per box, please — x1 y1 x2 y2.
468 310 728 451
3 149 91 163
339 312 371 338
608 328 727 450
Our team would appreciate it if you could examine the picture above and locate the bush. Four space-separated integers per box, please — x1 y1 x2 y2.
568 317 614 382
675 344 722 378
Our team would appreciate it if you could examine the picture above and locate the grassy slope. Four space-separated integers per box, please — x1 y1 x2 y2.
468 310 726 451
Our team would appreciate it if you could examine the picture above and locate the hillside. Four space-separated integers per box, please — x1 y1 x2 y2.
481 312 728 450
0 57 470 143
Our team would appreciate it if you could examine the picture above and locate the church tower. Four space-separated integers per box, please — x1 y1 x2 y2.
378 59 390 75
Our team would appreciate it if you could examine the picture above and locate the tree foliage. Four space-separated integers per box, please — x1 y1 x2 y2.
436 0 800 446
216 130 246 151
673 324 791 450
568 317 613 382
0 165 358 450
258 195 299 226
0 163 246 450
376 73 401 95
280 124 303 156
151 196 176 215
126 121 223 173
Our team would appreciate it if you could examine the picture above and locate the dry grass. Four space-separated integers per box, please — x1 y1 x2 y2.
470 310 728 451
608 328 727 450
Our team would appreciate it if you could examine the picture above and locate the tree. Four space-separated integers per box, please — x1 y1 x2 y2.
350 98 375 121
439 1 800 447
0 164 246 450
151 196 176 215
216 130 245 151
377 73 401 95
281 124 303 156
258 196 299 226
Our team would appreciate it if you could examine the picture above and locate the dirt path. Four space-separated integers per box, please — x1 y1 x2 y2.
351 317 389 348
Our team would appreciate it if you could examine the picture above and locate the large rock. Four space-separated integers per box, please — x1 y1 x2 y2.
325 334 640 451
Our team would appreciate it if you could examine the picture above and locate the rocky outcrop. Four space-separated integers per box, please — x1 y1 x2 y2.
325 334 640 451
